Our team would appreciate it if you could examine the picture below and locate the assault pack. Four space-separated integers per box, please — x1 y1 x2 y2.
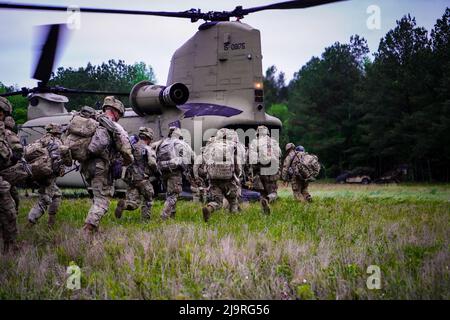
23 137 71 180
249 135 280 167
156 138 182 173
63 108 99 162
291 151 321 181
205 139 237 180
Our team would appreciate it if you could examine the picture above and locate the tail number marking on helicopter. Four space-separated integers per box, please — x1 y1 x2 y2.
224 42 246 51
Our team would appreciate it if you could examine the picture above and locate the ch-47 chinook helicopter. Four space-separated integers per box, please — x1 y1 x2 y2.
0 0 345 190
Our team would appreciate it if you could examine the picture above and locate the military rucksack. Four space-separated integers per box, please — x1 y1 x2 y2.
87 126 111 158
250 135 280 167
292 152 320 181
157 138 180 172
23 140 53 179
205 140 236 180
63 114 99 162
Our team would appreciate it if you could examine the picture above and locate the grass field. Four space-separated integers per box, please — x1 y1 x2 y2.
0 183 449 300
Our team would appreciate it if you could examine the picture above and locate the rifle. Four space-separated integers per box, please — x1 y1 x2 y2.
61 162 81 177
19 157 32 177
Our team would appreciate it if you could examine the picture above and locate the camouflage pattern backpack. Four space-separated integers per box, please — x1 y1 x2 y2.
0 122 12 169
157 138 180 172
292 152 321 181
63 112 99 162
23 140 53 179
249 135 280 167
205 139 236 180
87 126 111 159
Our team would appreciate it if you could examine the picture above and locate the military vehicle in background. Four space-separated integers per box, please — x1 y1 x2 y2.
336 167 374 185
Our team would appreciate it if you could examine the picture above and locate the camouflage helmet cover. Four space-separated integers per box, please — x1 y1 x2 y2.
256 125 269 137
168 126 182 139
138 126 154 140
80 106 97 118
45 123 62 134
215 128 227 140
4 116 15 130
102 96 125 116
285 143 295 151
0 96 12 114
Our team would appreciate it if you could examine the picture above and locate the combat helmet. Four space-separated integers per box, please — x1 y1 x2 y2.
4 116 15 130
45 123 62 135
168 126 182 139
256 125 269 137
285 143 295 151
138 127 154 141
215 128 228 140
102 96 125 117
295 145 305 152
0 97 12 115
80 106 97 118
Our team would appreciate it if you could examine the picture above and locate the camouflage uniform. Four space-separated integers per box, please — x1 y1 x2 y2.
202 129 245 221
4 116 20 212
0 97 19 253
192 147 208 203
156 127 193 219
115 127 157 220
248 126 281 214
282 144 312 202
27 124 66 226
81 97 133 232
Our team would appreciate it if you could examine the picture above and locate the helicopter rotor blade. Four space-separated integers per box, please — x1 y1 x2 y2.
0 3 203 20
50 87 129 96
32 24 66 85
0 88 30 97
236 0 347 15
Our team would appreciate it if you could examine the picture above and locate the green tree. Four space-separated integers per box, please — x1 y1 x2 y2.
48 59 157 111
288 35 369 176
0 82 28 124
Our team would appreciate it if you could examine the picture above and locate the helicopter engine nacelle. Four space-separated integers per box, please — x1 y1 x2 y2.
129 81 189 116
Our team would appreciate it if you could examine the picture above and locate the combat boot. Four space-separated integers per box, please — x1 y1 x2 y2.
141 206 151 221
261 198 270 215
82 223 97 234
202 205 213 222
26 220 36 229
48 214 56 228
115 199 125 219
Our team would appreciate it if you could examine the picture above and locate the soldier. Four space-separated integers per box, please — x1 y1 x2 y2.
202 128 245 222
156 126 193 220
192 137 215 204
115 127 157 220
0 97 20 253
248 125 281 214
27 123 67 227
282 144 312 202
81 96 133 233
4 116 20 213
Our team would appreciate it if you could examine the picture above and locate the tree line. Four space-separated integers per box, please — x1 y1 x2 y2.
266 9 449 181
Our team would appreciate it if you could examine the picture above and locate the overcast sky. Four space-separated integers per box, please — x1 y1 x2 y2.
0 0 448 88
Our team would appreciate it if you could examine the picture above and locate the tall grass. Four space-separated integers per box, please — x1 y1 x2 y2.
0 183 448 299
